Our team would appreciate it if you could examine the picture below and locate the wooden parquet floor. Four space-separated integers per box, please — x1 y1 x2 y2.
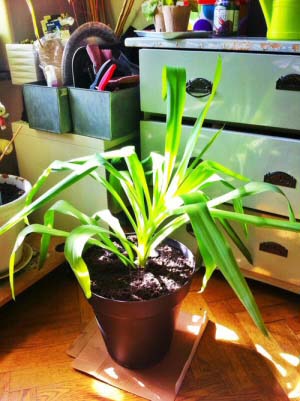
0 264 300 401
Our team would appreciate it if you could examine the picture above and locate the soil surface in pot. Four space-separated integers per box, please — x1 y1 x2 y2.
0 183 25 205
83 238 194 301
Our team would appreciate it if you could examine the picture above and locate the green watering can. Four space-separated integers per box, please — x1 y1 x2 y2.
259 0 300 40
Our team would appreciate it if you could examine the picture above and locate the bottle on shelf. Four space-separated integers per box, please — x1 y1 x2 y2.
213 0 240 37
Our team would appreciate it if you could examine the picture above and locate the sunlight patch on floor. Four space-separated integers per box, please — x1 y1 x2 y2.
133 377 146 387
187 324 200 335
255 344 287 377
104 367 119 379
215 323 239 342
288 380 300 399
280 353 300 367
92 379 124 400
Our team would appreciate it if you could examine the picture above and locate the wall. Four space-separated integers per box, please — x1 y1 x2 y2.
0 80 23 174
107 0 145 33
0 0 76 71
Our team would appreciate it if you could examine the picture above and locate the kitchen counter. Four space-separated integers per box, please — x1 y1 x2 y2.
125 36 300 54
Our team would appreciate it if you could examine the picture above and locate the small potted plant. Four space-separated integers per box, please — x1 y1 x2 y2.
161 0 194 32
142 0 165 32
0 101 32 276
142 0 197 32
1 59 300 369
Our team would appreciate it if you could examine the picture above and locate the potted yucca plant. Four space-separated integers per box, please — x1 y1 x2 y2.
1 58 300 369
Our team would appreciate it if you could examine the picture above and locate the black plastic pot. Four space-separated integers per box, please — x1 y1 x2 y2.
89 238 195 369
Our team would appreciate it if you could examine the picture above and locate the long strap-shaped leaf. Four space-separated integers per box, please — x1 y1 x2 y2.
208 181 296 222
162 66 186 190
65 225 135 298
181 193 267 335
93 209 136 262
10 224 69 299
175 159 249 197
39 200 97 267
211 208 300 231
125 152 152 219
188 126 224 171
218 218 253 264
0 156 102 236
172 56 222 187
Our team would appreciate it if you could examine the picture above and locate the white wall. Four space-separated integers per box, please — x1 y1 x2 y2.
107 0 146 33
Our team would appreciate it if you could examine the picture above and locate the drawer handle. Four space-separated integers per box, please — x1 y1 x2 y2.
186 78 212 98
264 171 297 188
259 241 288 258
276 74 300 91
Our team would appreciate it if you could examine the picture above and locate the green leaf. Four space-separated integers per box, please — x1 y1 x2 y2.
162 65 186 188
141 0 159 20
181 193 267 335
64 225 134 298
211 208 300 232
0 155 102 236
9 224 69 299
208 181 296 222
174 56 222 183
39 200 95 266
188 126 224 171
218 218 253 264
93 209 135 262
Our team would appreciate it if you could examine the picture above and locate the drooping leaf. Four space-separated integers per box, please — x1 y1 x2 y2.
9 224 69 299
181 193 267 335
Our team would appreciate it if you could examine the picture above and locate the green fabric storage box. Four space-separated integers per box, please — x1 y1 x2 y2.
23 82 72 134
68 85 140 140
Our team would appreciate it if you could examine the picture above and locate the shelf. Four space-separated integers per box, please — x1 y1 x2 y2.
0 234 66 307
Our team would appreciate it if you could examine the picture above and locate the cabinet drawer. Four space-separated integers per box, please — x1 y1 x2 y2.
140 49 300 131
141 120 300 218
226 208 300 292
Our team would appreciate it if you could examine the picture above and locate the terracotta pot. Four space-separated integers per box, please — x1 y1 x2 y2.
0 174 32 274
162 5 191 32
154 6 166 32
89 238 195 369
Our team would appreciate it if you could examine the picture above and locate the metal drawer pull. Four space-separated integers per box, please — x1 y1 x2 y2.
276 74 300 91
264 171 297 188
259 242 288 258
186 78 212 98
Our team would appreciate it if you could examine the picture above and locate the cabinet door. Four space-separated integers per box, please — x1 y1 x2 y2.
14 123 132 230
141 120 300 219
140 49 300 132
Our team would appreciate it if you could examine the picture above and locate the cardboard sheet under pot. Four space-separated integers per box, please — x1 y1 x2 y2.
89 238 195 369
0 174 32 274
